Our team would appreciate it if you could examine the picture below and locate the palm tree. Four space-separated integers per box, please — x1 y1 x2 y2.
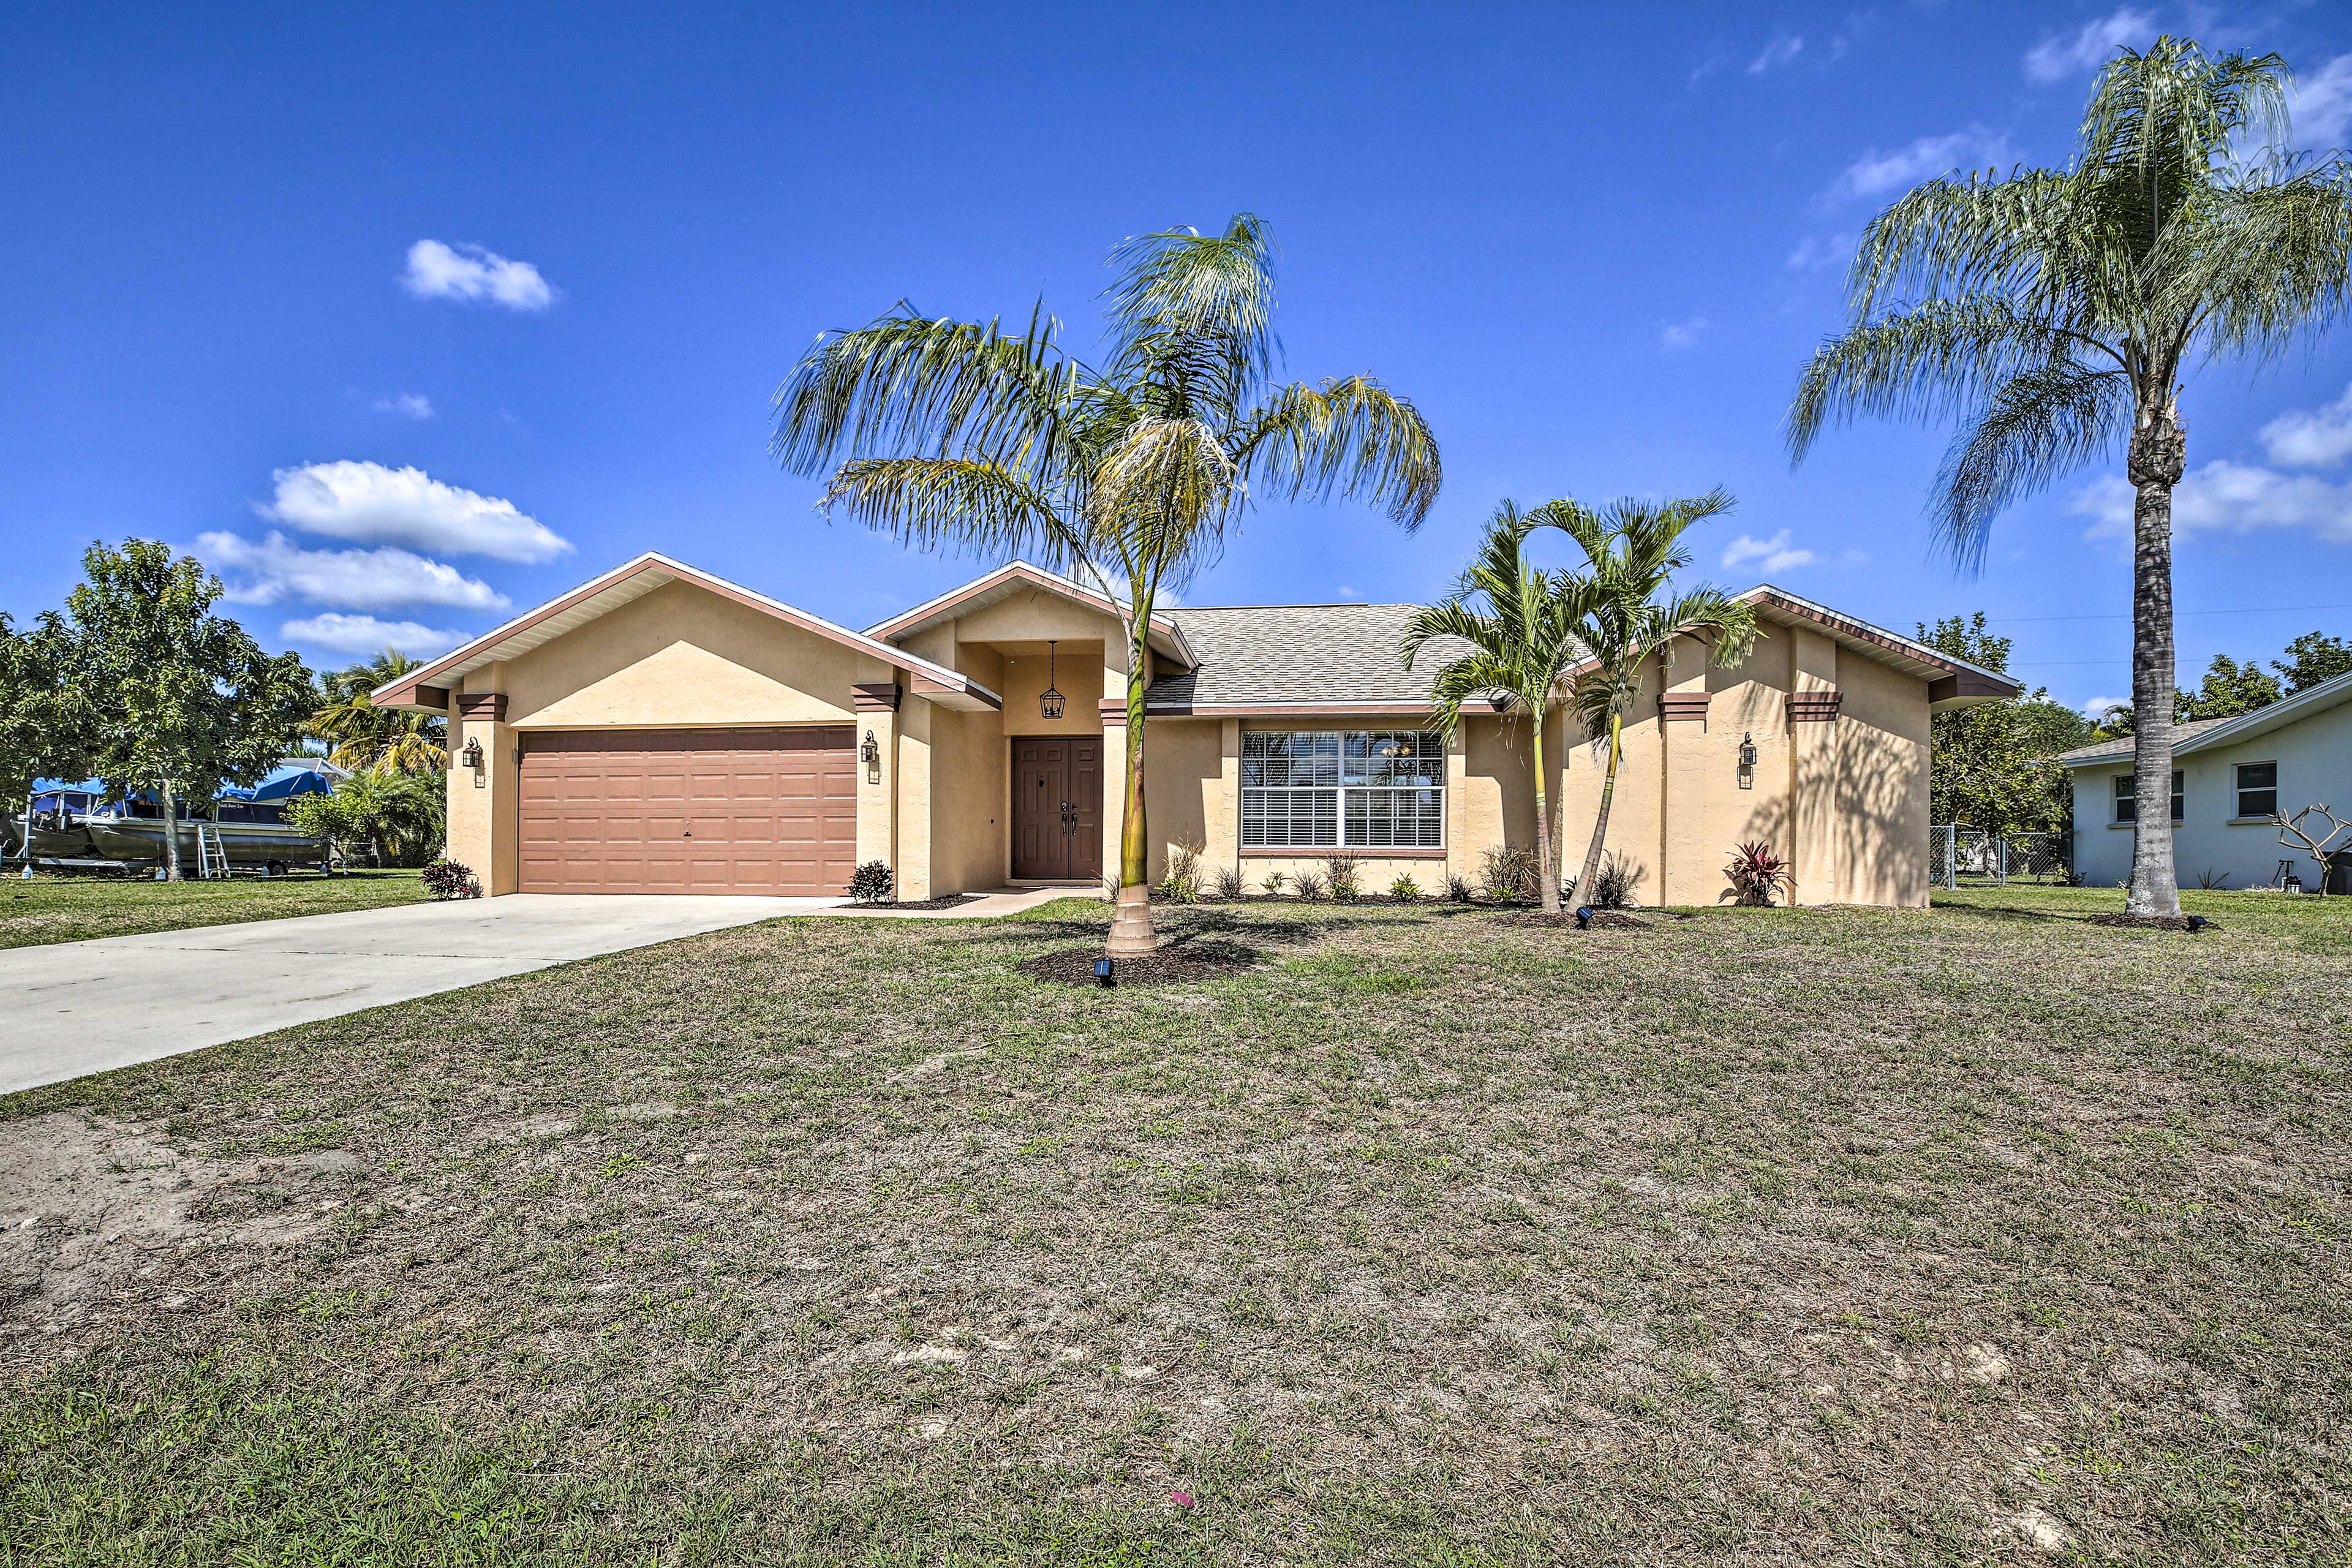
309 651 447 775
774 215 1441 953
1401 503 1597 914
1548 492 1757 903
1787 38 2352 916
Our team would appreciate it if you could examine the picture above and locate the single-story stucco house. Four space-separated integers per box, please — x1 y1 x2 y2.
375 553 2021 908
2057 669 2352 893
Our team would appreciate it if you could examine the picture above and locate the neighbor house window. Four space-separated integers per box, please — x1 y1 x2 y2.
1242 730 1444 849
2234 761 2277 820
2113 770 2184 824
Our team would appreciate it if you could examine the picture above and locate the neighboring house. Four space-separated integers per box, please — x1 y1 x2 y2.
2057 670 2352 893
375 554 2019 907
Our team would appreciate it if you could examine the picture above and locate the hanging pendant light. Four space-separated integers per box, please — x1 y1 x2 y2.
1039 639 1066 720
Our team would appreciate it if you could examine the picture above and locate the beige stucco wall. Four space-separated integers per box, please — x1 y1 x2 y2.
1831 650 1932 907
929 704 1008 894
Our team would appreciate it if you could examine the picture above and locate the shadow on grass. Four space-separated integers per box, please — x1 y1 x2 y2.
1929 900 2095 924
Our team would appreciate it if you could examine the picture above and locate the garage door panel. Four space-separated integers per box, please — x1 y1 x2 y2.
518 727 854 895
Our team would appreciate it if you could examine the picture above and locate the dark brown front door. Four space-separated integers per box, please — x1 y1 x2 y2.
1010 736 1102 881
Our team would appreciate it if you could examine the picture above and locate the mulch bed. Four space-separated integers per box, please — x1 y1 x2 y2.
1494 910 1653 930
2086 912 2212 931
858 894 986 911
1019 942 1260 987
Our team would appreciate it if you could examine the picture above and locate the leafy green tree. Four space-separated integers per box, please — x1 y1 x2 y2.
309 650 448 775
1401 503 1601 914
1788 37 2352 917
2175 654 2282 721
1547 492 1756 902
0 612 97 807
1917 613 2090 837
774 215 1440 953
2272 631 2352 694
54 540 314 879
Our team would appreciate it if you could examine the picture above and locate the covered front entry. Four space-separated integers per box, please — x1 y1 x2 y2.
1009 736 1103 882
518 727 856 895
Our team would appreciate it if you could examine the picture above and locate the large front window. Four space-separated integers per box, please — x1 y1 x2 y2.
1241 730 1444 849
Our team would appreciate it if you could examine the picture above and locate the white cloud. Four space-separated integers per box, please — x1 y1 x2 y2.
2023 8 2154 85
1721 529 1818 573
197 530 511 612
281 612 463 658
374 392 433 420
2070 459 2352 545
401 239 556 311
2293 55 2352 149
259 460 568 564
1660 317 1710 349
1831 127 2008 202
1786 233 1852 271
2259 382 2352 469
2080 694 2130 721
1749 33 1803 74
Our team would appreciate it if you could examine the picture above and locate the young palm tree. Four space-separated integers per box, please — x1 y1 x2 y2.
774 214 1441 953
1788 38 2352 916
309 651 447 775
1401 502 1597 914
1548 492 1757 903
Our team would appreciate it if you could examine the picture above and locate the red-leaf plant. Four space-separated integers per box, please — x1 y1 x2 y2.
1721 841 1795 907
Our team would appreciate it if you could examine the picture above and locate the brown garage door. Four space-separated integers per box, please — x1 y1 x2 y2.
518 728 856 895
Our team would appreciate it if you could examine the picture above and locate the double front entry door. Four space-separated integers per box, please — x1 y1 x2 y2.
1010 736 1103 882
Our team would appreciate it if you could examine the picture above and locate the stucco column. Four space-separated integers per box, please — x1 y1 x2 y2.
1099 696 1127 894
1787 629 1842 905
1217 718 1242 881
1657 643 1712 906
1444 722 1469 887
853 683 900 889
448 684 518 894
895 696 934 902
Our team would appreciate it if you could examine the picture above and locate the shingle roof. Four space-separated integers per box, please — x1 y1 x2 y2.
2056 717 2233 765
1147 604 1474 710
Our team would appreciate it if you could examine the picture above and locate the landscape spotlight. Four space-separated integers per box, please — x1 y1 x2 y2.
1093 956 1115 987
1574 905 1594 930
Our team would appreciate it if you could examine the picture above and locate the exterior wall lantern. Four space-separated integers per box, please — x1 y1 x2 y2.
1039 639 1066 721
461 736 485 787
861 729 882 784
1737 732 1756 790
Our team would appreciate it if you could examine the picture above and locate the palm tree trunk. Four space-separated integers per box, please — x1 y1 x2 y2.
2125 404 2185 918
1107 608 1159 956
160 780 182 882
1531 722 1559 915
1574 713 1623 902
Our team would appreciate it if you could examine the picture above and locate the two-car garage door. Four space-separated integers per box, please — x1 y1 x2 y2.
518 728 856 895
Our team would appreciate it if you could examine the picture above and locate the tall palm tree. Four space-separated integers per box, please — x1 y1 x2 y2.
309 650 447 775
774 214 1441 953
1548 492 1757 903
1401 502 1598 914
1787 38 2352 916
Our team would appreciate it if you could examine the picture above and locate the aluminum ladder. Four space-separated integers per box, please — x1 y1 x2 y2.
194 823 233 880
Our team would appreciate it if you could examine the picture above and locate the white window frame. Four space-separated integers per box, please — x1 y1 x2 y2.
2113 769 2184 824
2234 761 2277 820
1241 729 1446 850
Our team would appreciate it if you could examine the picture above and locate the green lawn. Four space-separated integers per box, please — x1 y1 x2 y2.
0 869 428 949
2 887 2348 1564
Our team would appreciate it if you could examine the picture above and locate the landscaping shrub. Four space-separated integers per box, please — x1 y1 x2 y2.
1480 844 1540 903
1721 841 1794 907
1156 840 1204 903
1444 872 1474 903
419 858 481 900
1258 870 1290 897
1388 872 1422 902
1212 865 1245 901
1292 869 1327 902
1324 853 1361 901
1587 851 1641 910
848 861 895 905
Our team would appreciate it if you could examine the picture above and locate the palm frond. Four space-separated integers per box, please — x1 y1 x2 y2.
1106 214 1279 400
1787 298 2086 462
1935 360 2129 567
1231 376 1442 528
820 457 1093 571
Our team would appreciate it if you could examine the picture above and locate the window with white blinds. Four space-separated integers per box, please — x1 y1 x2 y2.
1240 730 1444 849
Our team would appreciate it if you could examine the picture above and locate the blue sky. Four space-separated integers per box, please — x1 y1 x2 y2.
6 2 2352 719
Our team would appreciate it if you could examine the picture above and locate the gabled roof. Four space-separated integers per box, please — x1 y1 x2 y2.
372 552 1001 713
865 560 1194 667
1138 583 2024 715
2055 669 2352 767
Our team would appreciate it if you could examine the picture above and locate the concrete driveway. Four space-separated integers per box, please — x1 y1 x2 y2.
0 894 837 1096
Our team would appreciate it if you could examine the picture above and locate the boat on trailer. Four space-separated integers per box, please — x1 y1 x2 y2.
9 760 347 875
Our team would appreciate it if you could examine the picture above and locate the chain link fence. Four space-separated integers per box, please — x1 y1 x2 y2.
1930 825 2073 889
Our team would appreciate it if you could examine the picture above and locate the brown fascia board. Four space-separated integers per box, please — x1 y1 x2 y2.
1139 699 1504 718
369 553 995 711
1739 586 2023 697
377 682 450 712
1926 669 2017 706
